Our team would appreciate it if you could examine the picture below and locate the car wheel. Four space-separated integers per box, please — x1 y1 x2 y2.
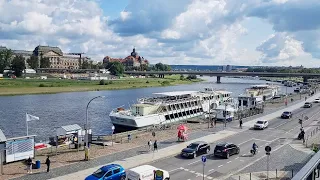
164 178 170 180
226 153 229 159
120 175 126 180
193 153 197 159
236 149 240 154
206 148 210 154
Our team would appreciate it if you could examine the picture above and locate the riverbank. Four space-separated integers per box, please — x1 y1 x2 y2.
0 75 203 96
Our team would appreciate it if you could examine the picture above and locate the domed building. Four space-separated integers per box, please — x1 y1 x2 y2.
103 48 149 69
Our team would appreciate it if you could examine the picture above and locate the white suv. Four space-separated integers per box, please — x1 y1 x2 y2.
254 120 269 130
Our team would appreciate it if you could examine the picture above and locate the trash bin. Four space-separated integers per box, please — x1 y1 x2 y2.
35 160 41 169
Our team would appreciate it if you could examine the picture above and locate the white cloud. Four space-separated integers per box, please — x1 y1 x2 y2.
0 0 320 66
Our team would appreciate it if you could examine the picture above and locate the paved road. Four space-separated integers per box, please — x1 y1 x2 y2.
148 103 320 180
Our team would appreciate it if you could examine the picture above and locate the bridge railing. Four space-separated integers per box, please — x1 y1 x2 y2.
292 149 320 180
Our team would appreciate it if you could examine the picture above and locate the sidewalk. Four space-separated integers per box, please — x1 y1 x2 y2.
48 92 320 180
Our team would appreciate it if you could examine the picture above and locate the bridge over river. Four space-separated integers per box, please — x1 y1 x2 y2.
124 71 320 83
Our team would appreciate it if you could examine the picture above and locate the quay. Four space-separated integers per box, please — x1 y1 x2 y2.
4 91 319 180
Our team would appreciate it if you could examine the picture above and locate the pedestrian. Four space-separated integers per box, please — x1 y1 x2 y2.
26 157 32 174
45 156 51 172
301 130 305 143
148 140 152 151
152 131 156 137
153 140 158 152
239 119 243 129
305 96 307 101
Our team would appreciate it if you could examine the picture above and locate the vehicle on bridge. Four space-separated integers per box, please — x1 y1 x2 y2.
281 111 293 119
304 102 312 108
85 164 126 180
213 142 240 159
253 120 269 130
180 141 210 159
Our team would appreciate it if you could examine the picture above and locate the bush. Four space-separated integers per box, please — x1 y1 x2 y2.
187 75 197 80
161 81 170 86
146 81 149 84
99 80 105 85
39 83 48 87
180 75 185 80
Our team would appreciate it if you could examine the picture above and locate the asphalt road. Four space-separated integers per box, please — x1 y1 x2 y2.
149 103 320 180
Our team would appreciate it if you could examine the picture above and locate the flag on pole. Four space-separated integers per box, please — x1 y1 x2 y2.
26 113 39 122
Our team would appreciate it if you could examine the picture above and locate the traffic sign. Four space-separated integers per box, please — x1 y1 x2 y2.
201 156 207 163
265 146 271 152
299 119 302 124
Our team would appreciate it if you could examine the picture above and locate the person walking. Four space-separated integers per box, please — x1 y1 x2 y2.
239 119 243 129
26 157 32 174
153 140 158 152
45 156 51 172
148 140 152 151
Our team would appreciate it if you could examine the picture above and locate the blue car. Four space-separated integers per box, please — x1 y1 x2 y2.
85 164 126 180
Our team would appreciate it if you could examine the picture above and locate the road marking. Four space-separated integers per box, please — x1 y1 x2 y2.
169 167 182 173
188 160 200 166
240 159 244 162
190 170 195 173
253 138 272 143
218 165 223 168
238 138 254 145
235 157 239 160
227 161 232 164
273 121 290 129
208 169 215 172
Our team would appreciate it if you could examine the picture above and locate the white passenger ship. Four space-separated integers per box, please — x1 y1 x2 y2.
245 84 280 101
109 88 233 130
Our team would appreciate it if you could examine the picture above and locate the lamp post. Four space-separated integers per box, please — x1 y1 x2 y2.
85 95 105 161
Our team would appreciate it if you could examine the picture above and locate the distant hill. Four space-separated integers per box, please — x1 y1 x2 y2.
170 65 250 71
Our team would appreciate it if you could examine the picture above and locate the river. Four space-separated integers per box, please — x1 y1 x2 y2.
0 77 294 141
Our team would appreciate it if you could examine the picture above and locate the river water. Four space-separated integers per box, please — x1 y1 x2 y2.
0 77 294 141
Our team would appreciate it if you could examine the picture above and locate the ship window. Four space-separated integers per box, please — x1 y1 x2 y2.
170 114 174 119
172 104 176 110
195 101 198 105
182 112 186 116
178 112 182 117
174 113 178 118
168 105 172 111
165 115 170 120
243 100 248 106
200 108 203 112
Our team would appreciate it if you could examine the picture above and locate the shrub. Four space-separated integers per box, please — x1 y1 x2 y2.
146 81 149 84
161 81 170 86
39 83 47 87
180 75 185 80
99 80 105 85
187 75 197 80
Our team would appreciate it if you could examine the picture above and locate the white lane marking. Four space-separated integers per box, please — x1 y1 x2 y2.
169 167 182 173
208 169 215 172
238 138 254 146
265 143 268 146
273 121 290 129
227 161 232 164
253 138 272 143
188 160 200 166
235 157 239 160
240 159 244 162
207 177 213 179
190 170 195 173
218 165 223 168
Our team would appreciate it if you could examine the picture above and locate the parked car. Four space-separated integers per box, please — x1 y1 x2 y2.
281 111 292 119
304 102 312 108
314 98 320 103
213 142 240 159
253 120 269 130
181 141 210 158
85 164 126 180
126 165 170 180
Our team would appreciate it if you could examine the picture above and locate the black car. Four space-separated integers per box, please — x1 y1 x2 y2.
281 111 292 119
213 143 240 159
181 141 210 158
304 102 312 108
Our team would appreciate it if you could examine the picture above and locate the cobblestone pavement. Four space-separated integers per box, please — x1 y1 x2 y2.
8 93 309 180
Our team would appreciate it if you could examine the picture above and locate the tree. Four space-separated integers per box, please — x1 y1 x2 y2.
0 49 13 73
40 57 51 68
105 61 124 76
154 63 171 71
11 55 26 77
81 60 90 69
27 55 39 69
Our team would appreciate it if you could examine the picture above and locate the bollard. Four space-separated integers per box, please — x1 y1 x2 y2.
276 169 277 178
250 173 251 180
292 169 294 177
239 175 240 180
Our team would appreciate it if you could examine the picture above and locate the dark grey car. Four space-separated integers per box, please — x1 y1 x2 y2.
181 141 210 159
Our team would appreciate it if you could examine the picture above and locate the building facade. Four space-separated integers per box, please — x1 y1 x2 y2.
33 45 88 69
103 48 149 69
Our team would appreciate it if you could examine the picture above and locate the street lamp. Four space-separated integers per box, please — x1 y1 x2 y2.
85 95 105 161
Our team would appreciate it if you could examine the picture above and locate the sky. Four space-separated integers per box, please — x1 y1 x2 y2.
0 0 320 67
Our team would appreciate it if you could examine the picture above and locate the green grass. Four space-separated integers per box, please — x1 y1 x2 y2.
0 75 203 96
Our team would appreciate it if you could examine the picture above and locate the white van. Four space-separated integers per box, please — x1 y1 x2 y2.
126 165 170 180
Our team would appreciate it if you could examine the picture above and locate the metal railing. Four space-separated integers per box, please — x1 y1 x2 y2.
292 149 320 180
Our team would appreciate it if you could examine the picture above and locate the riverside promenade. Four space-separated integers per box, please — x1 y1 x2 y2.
9 92 318 180
49 93 319 180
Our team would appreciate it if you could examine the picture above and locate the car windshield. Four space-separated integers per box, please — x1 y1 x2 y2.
215 145 226 150
283 112 290 114
256 121 264 124
92 168 107 178
187 143 199 149
305 102 310 104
